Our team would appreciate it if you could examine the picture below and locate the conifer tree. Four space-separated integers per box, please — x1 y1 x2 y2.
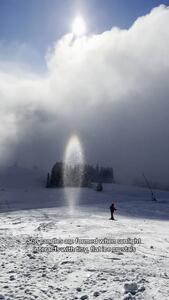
46 173 50 188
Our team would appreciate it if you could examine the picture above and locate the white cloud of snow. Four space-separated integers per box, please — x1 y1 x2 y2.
0 5 169 183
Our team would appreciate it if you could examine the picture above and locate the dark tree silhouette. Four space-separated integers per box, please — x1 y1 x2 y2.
47 162 115 188
46 173 51 188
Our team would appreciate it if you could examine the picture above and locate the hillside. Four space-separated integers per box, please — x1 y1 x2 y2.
0 170 169 299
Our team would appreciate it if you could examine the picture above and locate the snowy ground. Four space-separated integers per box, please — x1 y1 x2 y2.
0 170 169 300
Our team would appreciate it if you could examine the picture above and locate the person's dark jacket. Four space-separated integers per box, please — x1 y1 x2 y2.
110 203 117 212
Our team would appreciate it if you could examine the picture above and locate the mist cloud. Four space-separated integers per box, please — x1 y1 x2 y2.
0 5 169 184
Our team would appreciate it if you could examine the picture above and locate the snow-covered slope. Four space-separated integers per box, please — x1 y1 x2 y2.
0 170 169 300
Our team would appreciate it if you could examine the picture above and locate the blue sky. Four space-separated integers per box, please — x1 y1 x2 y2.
0 0 168 56
0 1 169 182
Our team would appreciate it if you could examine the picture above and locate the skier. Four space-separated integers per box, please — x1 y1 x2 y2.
110 202 117 220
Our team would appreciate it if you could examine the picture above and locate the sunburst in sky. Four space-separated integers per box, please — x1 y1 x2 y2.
72 16 87 37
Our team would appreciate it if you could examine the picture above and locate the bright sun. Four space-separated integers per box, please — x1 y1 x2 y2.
72 16 86 37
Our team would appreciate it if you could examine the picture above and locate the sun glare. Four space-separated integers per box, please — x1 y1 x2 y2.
72 16 86 37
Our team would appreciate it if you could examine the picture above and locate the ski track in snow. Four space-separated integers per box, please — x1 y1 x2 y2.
0 182 169 300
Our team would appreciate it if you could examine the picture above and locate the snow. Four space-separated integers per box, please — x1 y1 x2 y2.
0 167 169 299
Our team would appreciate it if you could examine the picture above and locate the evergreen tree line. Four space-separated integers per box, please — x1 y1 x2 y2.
46 162 114 188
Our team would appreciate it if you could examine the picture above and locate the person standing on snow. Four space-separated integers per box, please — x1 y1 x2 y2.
110 202 117 220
